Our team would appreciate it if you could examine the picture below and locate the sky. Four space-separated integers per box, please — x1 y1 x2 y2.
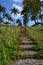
0 0 43 26
0 0 24 25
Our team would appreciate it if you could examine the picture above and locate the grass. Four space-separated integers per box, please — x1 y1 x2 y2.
0 26 20 65
26 25 43 59
0 25 43 65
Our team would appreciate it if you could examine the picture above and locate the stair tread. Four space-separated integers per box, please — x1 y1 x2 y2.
22 40 33 43
19 45 35 48
20 37 31 41
20 37 33 43
12 59 43 65
11 28 43 65
18 50 37 55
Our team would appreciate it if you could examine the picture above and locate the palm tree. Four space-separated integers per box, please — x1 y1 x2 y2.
30 0 40 25
41 1 43 8
16 19 22 26
11 7 18 15
39 1 43 25
0 5 6 17
3 13 13 24
0 17 3 24
21 2 29 26
0 5 6 24
11 7 18 25
31 16 38 24
21 0 40 25
39 14 43 25
23 13 29 26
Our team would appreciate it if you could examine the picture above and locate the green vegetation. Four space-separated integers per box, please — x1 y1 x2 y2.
0 1 43 26
26 25 43 58
0 25 43 65
21 0 43 26
0 0 43 65
0 26 20 65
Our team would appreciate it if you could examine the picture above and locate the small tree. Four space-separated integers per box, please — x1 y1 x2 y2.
0 17 3 24
0 5 6 24
39 1 43 25
16 19 22 26
0 5 6 16
23 13 29 26
11 7 18 15
21 0 40 25
39 14 43 25
31 16 38 24
3 13 13 24
11 7 18 25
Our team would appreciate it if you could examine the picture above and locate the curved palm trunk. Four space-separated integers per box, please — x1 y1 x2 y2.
25 24 27 26
40 6 42 25
42 18 43 25
41 18 42 25
0 13 1 18
24 22 27 26
34 20 36 24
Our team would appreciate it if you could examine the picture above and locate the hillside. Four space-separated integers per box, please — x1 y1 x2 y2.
0 26 20 65
0 25 43 65
26 25 43 58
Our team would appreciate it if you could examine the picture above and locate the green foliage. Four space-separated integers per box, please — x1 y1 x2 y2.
0 18 3 23
0 5 6 13
0 5 6 23
22 0 41 25
16 19 22 26
26 25 43 58
0 26 20 65
3 13 13 22
11 7 18 15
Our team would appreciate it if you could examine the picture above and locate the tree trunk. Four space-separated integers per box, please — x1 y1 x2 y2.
35 20 36 24
24 23 27 26
41 18 42 25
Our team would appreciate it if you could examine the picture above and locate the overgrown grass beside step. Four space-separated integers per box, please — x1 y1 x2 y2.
0 26 20 65
26 25 43 59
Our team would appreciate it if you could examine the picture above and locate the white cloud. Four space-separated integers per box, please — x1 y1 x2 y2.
13 0 23 3
12 0 23 20
14 13 22 19
12 13 23 20
15 13 23 19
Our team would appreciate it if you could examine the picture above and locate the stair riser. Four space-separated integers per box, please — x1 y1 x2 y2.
19 43 36 45
16 55 39 59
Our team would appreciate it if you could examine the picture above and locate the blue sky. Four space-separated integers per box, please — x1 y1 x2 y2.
0 0 23 17
0 0 24 25
0 0 42 26
0 0 13 14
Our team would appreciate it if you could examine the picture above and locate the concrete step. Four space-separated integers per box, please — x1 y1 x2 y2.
20 37 31 41
19 45 35 49
21 40 34 44
20 47 35 51
16 54 36 59
11 59 43 65
20 37 36 45
20 41 35 45
18 50 37 56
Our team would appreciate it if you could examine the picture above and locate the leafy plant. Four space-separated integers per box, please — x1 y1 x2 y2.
0 26 20 65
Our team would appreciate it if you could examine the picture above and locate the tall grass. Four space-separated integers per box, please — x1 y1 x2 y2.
26 25 43 58
0 26 20 65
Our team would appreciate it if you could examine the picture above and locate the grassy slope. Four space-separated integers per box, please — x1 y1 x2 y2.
0 26 20 65
0 25 43 65
26 25 43 58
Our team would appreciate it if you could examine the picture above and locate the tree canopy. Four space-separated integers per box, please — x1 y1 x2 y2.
21 0 41 25
0 0 43 26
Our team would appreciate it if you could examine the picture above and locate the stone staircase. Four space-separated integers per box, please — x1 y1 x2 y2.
17 36 37 59
11 27 43 65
